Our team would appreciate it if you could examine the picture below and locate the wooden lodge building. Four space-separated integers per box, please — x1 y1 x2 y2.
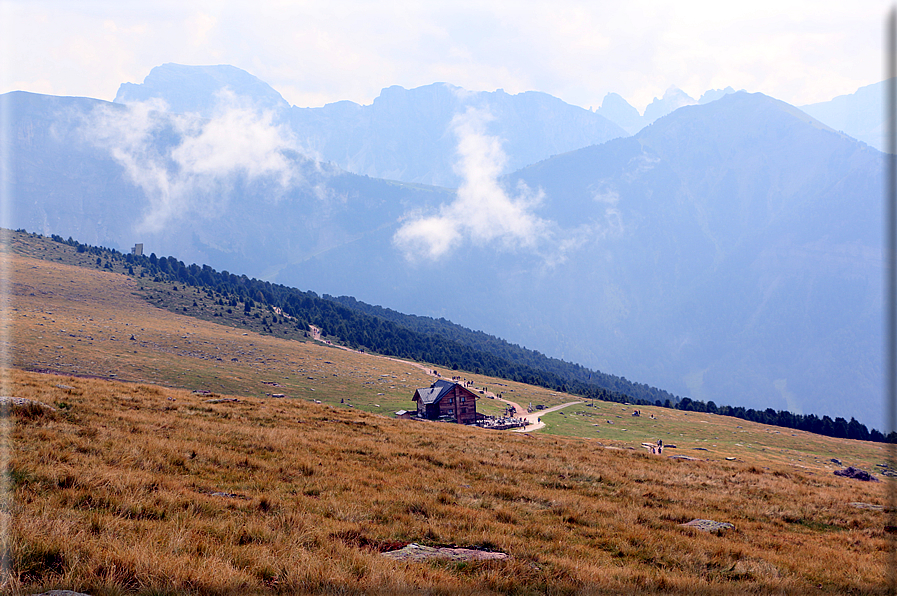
412 379 479 424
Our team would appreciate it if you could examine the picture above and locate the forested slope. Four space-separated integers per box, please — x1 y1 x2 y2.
29 232 649 405
327 295 678 403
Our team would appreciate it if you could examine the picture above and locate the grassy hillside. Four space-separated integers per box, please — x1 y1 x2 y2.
12 230 674 407
1 231 893 594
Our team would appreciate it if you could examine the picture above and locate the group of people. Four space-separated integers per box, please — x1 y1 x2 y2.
479 415 527 429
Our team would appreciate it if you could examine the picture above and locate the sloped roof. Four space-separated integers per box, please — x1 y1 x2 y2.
413 379 457 405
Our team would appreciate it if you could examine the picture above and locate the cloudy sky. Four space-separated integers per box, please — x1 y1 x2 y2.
0 1 890 113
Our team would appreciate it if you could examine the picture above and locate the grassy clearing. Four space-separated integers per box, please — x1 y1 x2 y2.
1 233 893 594
538 401 892 475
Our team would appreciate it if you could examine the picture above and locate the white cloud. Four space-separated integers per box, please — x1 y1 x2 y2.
393 107 633 264
393 215 463 261
592 187 620 205
81 90 304 232
171 91 296 184
393 106 549 261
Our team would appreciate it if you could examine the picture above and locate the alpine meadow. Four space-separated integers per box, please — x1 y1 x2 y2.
1 50 895 596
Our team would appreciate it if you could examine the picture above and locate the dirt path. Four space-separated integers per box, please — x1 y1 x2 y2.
493 396 583 432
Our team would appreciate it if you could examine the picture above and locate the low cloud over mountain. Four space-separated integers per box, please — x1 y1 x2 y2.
393 106 549 261
90 91 304 233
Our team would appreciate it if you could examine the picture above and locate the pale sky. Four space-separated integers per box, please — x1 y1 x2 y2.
0 1 890 113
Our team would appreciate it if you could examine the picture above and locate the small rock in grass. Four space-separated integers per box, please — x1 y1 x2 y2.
208 491 248 499
0 396 56 411
850 502 885 511
680 519 735 534
834 467 879 482
381 543 509 562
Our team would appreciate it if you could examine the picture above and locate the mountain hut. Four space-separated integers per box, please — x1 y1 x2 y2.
412 379 478 424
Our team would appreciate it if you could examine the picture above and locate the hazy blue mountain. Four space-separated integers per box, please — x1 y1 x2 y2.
114 63 291 117
515 93 882 428
800 80 887 152
290 83 628 187
2 88 884 429
643 86 696 123
596 92 644 135
3 92 143 245
699 86 737 104
500 92 881 429
275 92 884 428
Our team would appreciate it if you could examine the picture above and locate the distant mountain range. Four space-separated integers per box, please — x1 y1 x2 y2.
0 65 886 428
597 86 739 135
113 62 888 156
278 91 881 428
114 63 628 188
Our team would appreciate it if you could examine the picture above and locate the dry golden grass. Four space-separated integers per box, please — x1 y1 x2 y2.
2 369 891 595
0 232 893 594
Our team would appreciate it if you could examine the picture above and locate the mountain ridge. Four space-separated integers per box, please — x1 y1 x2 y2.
114 62 291 116
800 79 889 152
